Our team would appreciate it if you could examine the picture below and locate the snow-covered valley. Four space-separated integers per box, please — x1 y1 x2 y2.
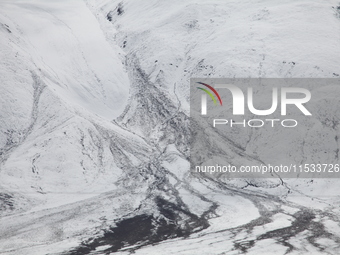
0 0 340 254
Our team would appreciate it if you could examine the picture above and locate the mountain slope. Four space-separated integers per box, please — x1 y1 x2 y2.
0 0 340 255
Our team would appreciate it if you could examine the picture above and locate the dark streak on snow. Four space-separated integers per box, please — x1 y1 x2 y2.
232 210 340 254
106 3 124 22
64 197 209 255
0 193 14 211
1 23 11 33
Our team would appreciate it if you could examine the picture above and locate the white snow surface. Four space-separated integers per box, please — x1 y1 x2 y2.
0 0 340 254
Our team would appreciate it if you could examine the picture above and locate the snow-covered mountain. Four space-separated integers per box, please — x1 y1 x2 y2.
0 0 340 254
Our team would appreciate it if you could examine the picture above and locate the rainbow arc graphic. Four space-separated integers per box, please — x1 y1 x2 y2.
196 82 223 106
